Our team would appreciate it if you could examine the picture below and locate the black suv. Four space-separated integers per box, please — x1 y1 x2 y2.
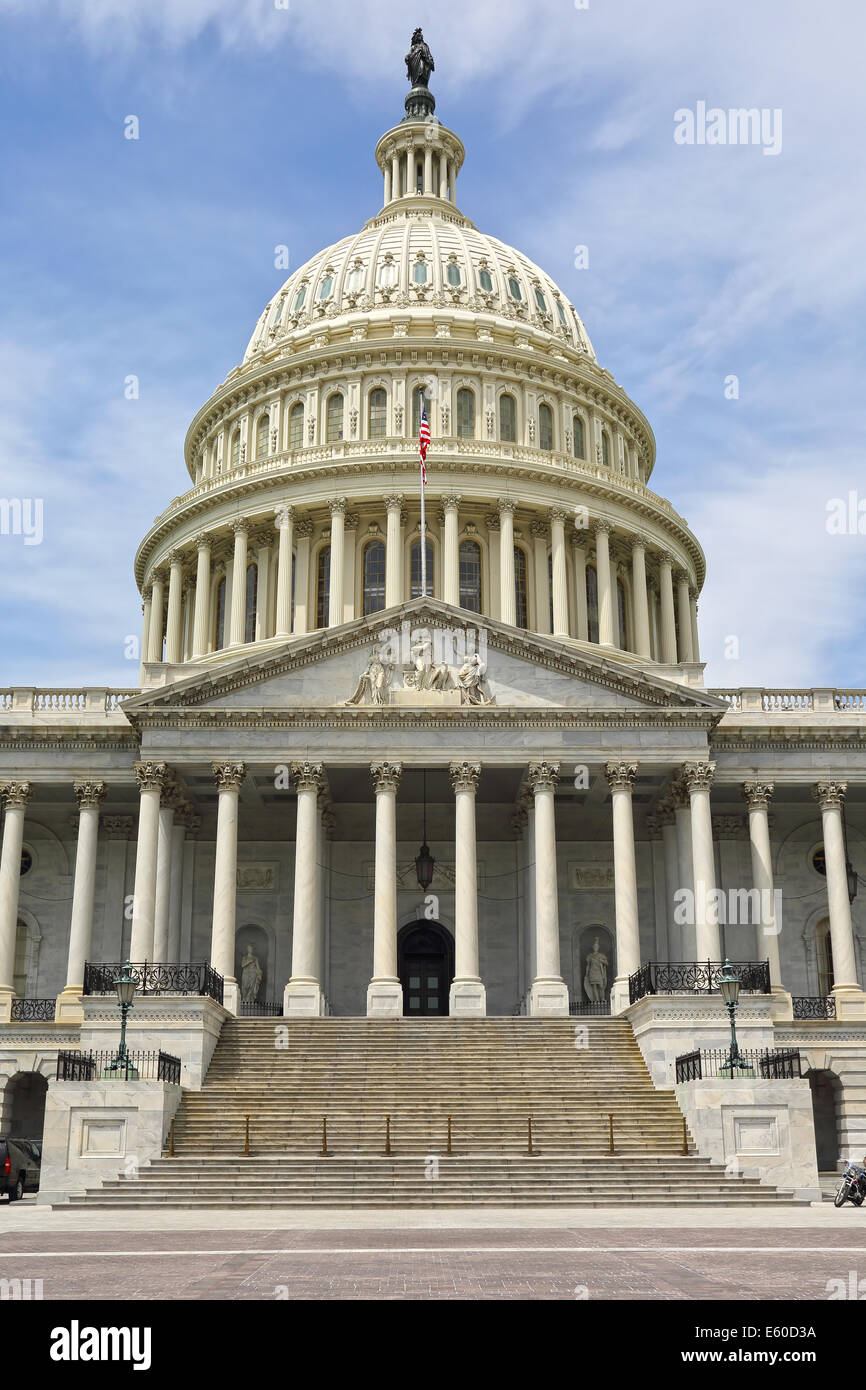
0 1137 41 1200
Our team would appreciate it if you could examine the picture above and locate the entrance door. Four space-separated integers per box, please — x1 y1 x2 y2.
398 922 454 1016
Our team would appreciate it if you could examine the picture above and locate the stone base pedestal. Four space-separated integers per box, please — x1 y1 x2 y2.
222 979 240 1017
832 987 866 1022
367 979 404 1017
768 988 794 1023
0 987 12 1024
283 979 324 1017
55 988 85 1026
609 975 633 1016
449 979 487 1017
528 978 569 1018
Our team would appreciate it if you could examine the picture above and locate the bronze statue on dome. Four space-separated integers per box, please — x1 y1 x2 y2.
406 28 434 89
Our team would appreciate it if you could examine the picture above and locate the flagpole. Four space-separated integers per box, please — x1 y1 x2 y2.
419 389 427 598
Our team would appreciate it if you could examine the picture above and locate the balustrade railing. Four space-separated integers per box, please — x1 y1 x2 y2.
629 960 770 1004
675 1048 802 1082
239 999 283 1017
569 1000 612 1016
56 1049 182 1083
10 997 56 1022
83 961 223 1005
792 995 837 1021
708 688 866 713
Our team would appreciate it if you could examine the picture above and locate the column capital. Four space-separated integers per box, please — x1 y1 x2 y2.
658 549 674 568
102 814 134 839
212 761 246 792
329 496 347 516
274 504 293 530
530 519 549 540
654 798 676 827
230 519 250 538
571 531 587 550
683 760 716 793
450 760 481 794
484 512 501 531
344 511 360 531
167 548 185 568
713 813 747 839
549 507 569 525
527 761 559 794
814 780 847 810
149 566 167 586
0 781 32 810
605 760 638 792
497 497 516 515
134 761 167 794
592 519 612 537
249 529 272 552
668 774 691 808
441 493 462 511
384 493 404 513
291 761 325 794
743 780 774 811
371 761 402 794
294 517 314 539
73 780 107 811
194 531 212 552
631 535 647 555
510 804 528 836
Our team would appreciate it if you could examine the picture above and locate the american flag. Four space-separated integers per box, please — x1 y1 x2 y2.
418 403 430 484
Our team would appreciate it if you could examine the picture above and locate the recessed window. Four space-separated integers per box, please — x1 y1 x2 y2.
538 403 553 452
514 546 528 629
535 287 547 312
378 260 398 288
215 576 227 650
316 547 330 628
556 300 567 326
602 432 611 467
586 565 599 643
244 563 257 645
447 263 462 287
230 429 240 469
508 276 522 300
573 414 585 460
410 539 434 597
319 276 333 300
20 848 32 877
346 263 364 293
456 388 475 439
413 262 428 285
326 392 344 442
459 540 482 613
478 268 493 292
499 394 516 443
363 540 386 615
812 847 827 876
293 286 307 313
256 415 269 459
289 403 304 450
272 299 284 327
368 388 387 438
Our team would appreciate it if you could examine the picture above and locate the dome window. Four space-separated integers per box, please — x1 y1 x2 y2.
556 299 567 326
230 429 241 469
459 540 482 613
378 258 398 288
508 276 522 301
456 388 475 439
538 402 553 452
272 299 284 327
293 285 307 313
572 414 586 460
534 287 547 313
478 268 494 293
326 392 344 442
363 540 386 615
499 394 516 443
602 431 611 467
256 414 270 459
319 276 334 301
413 261 428 285
368 388 387 438
446 263 462 287
289 402 304 450
346 262 365 293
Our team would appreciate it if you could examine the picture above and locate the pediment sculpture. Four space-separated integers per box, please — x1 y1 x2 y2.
345 630 494 707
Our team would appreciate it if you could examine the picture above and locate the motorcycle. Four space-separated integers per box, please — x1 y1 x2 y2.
834 1162 866 1208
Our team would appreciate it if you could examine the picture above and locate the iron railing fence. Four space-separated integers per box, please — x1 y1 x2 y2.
239 1000 284 1017
569 1000 612 1016
56 1050 182 1083
629 960 771 1004
792 995 837 1020
10 998 56 1022
675 1047 802 1083
83 961 223 1005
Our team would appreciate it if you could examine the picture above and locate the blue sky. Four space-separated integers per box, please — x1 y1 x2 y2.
0 0 864 688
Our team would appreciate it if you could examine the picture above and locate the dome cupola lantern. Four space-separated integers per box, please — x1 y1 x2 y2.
375 29 465 210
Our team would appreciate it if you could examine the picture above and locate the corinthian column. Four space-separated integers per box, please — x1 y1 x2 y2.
129 762 166 962
0 783 31 1021
594 523 614 645
152 788 177 964
550 508 569 637
605 761 640 1014
631 539 651 659
229 521 249 646
449 761 485 1016
442 494 461 606
684 761 721 961
742 782 788 1011
813 782 865 1017
211 761 246 1014
57 780 107 1022
285 762 325 1017
328 497 346 627
528 761 569 1016
676 571 694 663
274 505 294 638
367 762 403 1016
498 498 516 625
165 550 185 664
658 553 678 664
192 535 212 659
572 534 589 640
147 570 166 663
385 494 403 609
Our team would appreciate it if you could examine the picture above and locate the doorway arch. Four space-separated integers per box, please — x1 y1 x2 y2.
807 1068 843 1170
3 1071 48 1145
398 921 454 1016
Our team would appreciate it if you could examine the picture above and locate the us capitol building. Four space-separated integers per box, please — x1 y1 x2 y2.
1 36 864 1199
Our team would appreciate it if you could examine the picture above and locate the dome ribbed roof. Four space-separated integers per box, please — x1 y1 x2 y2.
243 207 596 365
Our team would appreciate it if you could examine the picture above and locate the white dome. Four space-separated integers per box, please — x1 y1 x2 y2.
243 209 596 365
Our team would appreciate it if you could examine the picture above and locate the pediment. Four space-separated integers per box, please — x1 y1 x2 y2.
122 600 726 723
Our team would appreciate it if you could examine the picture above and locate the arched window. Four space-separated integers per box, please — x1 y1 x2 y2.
326 392 344 442
499 394 516 443
412 389 431 439
244 563 258 644
478 268 494 292
256 414 270 459
573 414 585 459
447 263 462 287
319 275 333 300
410 539 434 598
215 576 227 650
230 429 241 469
508 275 522 301
316 547 330 629
586 565 599 643
616 577 628 651
368 388 387 438
456 388 475 439
458 540 482 612
602 431 611 468
535 287 547 313
293 285 307 313
363 540 386 615
289 403 304 450
514 546 528 629
413 261 428 285
538 402 553 451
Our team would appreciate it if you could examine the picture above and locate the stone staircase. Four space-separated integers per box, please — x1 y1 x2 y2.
67 1017 806 1207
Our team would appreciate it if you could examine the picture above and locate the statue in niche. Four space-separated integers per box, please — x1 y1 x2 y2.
404 629 451 691
457 652 492 705
240 944 263 1004
583 936 609 1002
346 647 392 705
405 28 435 89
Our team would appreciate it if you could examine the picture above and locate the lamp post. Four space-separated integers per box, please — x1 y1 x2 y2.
104 961 139 1080
718 958 752 1077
